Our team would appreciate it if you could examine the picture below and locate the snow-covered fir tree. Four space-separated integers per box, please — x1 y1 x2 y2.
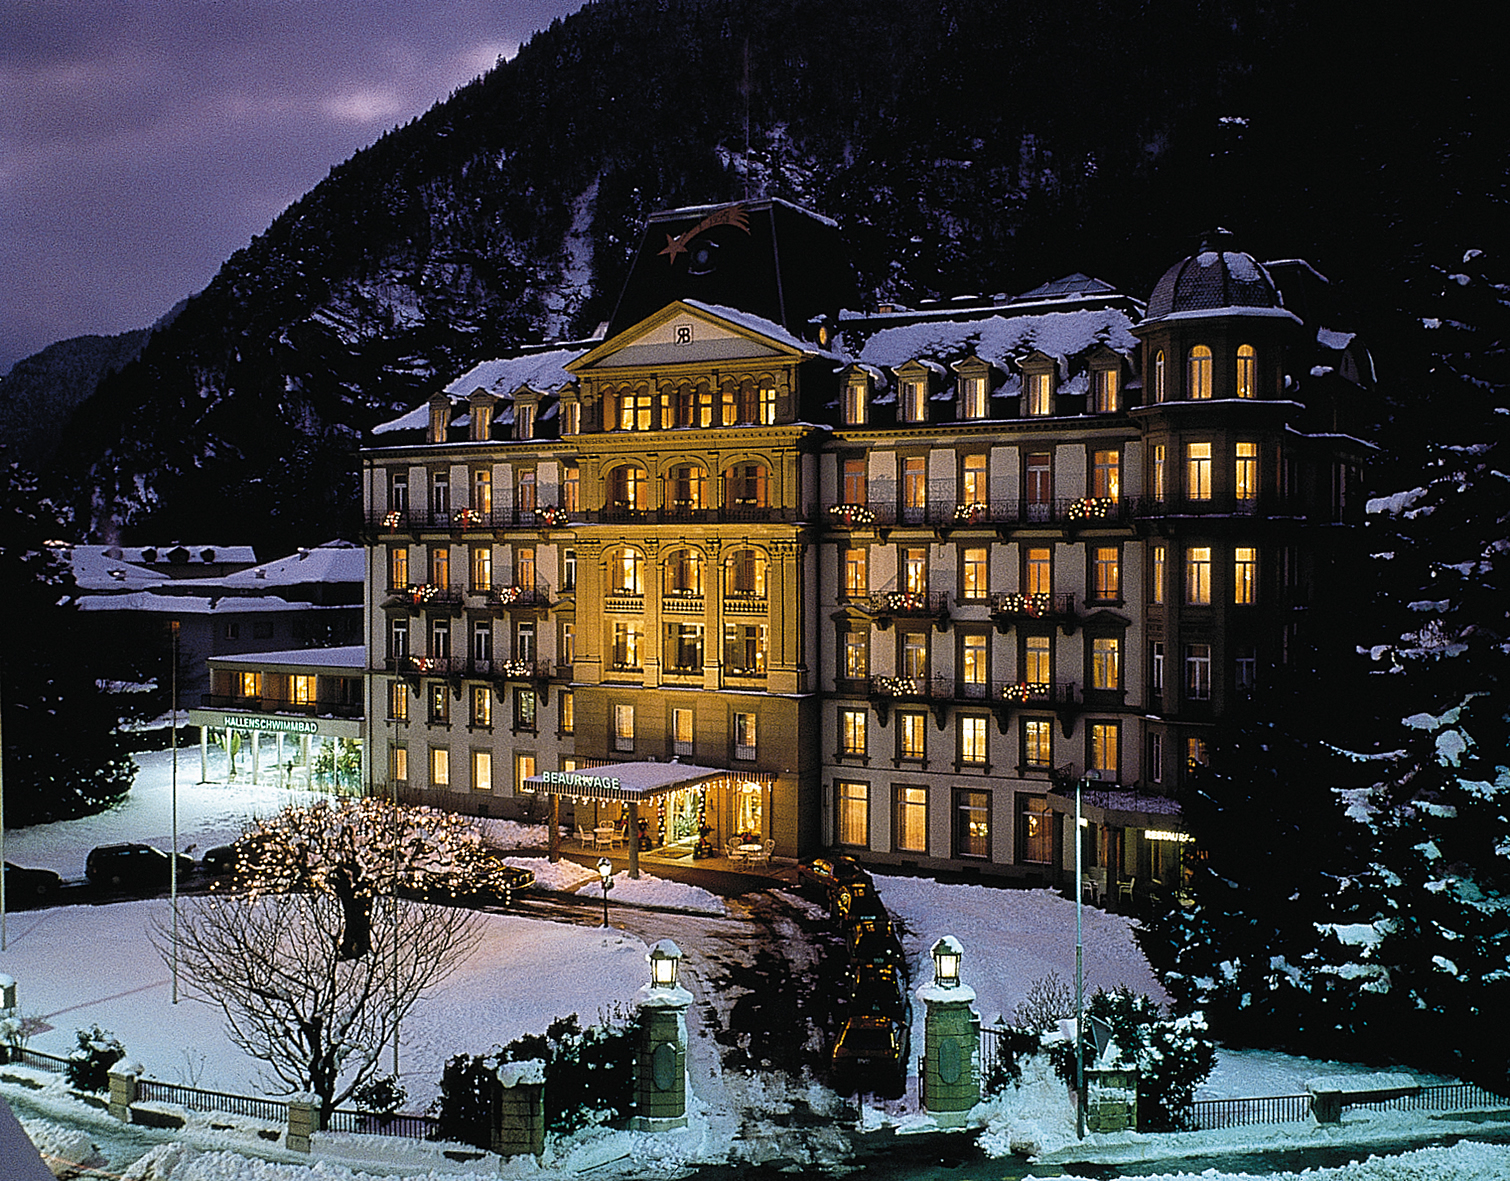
1352 247 1510 1088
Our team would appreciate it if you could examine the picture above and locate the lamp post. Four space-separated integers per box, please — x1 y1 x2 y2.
931 935 962 989
634 938 691 1130
170 620 180 1004
648 939 682 989
918 934 979 1123
597 856 614 928
1075 774 1086 1140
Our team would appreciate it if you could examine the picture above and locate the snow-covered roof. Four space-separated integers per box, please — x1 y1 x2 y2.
682 299 842 360
66 544 257 591
199 540 363 590
850 307 1139 373
526 761 728 802
373 347 588 434
206 645 365 672
67 548 165 592
75 591 314 615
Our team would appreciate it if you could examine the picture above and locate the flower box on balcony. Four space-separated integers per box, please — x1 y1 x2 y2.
452 508 485 527
1065 497 1116 522
996 592 1052 617
382 510 403 528
539 506 569 527
953 502 988 523
1001 681 1050 704
828 503 875 527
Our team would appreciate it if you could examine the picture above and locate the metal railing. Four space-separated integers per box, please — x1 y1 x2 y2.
198 694 363 719
1187 1081 1510 1131
137 1078 290 1124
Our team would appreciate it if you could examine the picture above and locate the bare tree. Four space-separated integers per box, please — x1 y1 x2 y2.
152 799 493 1121
155 890 480 1123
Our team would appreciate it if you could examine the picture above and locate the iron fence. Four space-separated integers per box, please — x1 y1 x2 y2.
1188 1080 1510 1131
136 1078 290 1125
4 1046 70 1073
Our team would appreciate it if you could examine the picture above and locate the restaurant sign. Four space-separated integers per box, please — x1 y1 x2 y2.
539 771 623 791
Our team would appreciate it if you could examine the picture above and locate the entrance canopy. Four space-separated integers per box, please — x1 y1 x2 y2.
525 762 726 804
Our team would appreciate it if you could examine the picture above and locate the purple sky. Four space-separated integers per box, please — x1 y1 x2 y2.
0 0 581 375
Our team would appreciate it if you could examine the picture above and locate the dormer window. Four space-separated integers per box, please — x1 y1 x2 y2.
842 375 869 426
1025 370 1053 417
427 394 451 444
468 391 495 441
960 374 988 420
515 402 536 440
1091 366 1119 413
1236 344 1257 398
901 378 927 423
560 399 581 435
1188 345 1213 399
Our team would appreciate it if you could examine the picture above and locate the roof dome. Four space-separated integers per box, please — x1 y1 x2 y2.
1146 229 1282 319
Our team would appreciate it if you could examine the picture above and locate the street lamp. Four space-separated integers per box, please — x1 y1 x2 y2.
648 939 682 989
597 856 614 928
931 935 963 988
1075 774 1087 1140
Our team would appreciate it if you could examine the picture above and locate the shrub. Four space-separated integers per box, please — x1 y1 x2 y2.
1048 988 1215 1131
65 1025 125 1092
1011 971 1076 1034
432 1008 636 1149
981 1024 1042 1095
352 1074 408 1117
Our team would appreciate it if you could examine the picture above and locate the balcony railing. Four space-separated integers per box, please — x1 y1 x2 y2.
485 583 552 609
592 504 797 524
383 583 465 609
999 680 1079 707
823 498 1133 530
990 591 1076 622
662 590 705 614
1130 496 1263 519
723 593 768 615
199 693 363 719
864 590 950 617
366 506 583 532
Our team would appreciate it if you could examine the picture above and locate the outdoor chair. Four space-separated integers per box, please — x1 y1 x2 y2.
575 825 592 849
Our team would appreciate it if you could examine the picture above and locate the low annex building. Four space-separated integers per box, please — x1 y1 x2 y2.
360 201 1373 901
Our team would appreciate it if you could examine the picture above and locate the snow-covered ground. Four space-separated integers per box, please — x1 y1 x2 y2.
3 751 1507 1180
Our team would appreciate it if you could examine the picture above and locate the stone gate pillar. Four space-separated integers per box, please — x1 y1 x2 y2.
918 935 980 1126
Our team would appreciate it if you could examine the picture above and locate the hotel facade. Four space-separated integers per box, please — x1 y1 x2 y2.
360 202 1372 900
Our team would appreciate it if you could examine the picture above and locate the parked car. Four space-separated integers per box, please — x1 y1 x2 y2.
848 927 908 978
401 857 534 907
845 903 901 957
200 844 239 875
831 1011 911 1096
847 961 911 1021
832 877 882 924
796 855 872 905
85 843 192 889
4 861 62 901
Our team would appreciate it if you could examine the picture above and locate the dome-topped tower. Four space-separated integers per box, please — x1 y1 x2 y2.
1145 228 1283 321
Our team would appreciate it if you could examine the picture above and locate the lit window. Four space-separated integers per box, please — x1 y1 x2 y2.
431 547 450 587
1187 443 1213 500
962 454 988 505
728 549 767 596
1019 794 1051 862
472 751 492 792
562 465 579 511
899 712 927 759
514 688 536 730
961 634 988 694
902 456 926 516
1151 544 1166 604
1024 546 1052 596
614 704 635 751
1152 444 1167 501
430 747 449 787
472 686 491 728
612 623 643 670
962 547 988 600
962 375 988 419
616 385 652 430
666 548 704 594
609 548 644 594
389 546 408 589
1023 634 1051 685
471 546 491 592
1234 547 1258 604
843 547 867 597
758 384 777 425
515 753 536 794
1024 719 1052 769
1026 371 1052 416
734 712 756 759
1089 722 1119 780
1092 367 1118 413
428 682 449 724
388 680 408 721
608 466 646 511
903 547 928 594
1092 450 1120 501
1092 637 1120 690
1186 736 1209 768
837 781 869 846
724 623 768 675
902 379 927 423
516 403 536 440
1092 546 1119 601
955 789 990 858
840 708 867 756
1153 350 1166 403
560 401 580 435
561 623 575 666
843 632 868 678
673 707 694 755
1236 442 1258 503
896 786 928 852
473 469 492 515
727 463 769 508
960 717 988 765
901 632 928 680
1188 345 1212 399
1186 547 1212 604
843 379 868 425
391 745 408 783
1186 644 1212 699
1151 642 1165 693
560 690 575 734
664 622 704 672
1236 344 1256 398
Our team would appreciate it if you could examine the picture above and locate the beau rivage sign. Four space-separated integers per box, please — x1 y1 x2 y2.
539 770 624 791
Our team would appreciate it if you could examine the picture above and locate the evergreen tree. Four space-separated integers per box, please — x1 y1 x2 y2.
0 464 137 825
1352 247 1510 1089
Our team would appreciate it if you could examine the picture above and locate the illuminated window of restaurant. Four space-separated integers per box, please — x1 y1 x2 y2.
239 671 261 699
673 707 694 755
292 675 315 706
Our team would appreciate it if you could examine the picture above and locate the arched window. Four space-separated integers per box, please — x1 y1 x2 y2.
1154 350 1166 403
726 549 768 597
666 464 707 512
725 463 769 511
607 465 647 513
608 548 644 595
665 549 704 594
1236 344 1256 398
1187 345 1212 400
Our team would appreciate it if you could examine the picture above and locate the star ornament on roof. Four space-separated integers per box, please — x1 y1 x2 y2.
660 204 750 263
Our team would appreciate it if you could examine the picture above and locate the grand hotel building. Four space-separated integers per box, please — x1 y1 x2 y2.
360 201 1372 899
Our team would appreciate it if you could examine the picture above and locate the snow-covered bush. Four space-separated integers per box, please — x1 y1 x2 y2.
981 1025 1042 1095
352 1073 408 1117
65 1025 125 1092
434 1008 635 1148
1011 971 1076 1034
1048 988 1215 1131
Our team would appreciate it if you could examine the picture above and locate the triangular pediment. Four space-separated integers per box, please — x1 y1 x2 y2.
568 300 808 375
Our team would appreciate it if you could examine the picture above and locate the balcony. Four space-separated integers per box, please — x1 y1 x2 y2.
604 592 645 613
485 583 553 610
1130 496 1264 520
723 592 768 616
989 592 1078 635
388 653 466 678
994 680 1080 737
591 504 797 525
858 590 951 632
365 506 582 534
199 693 363 720
662 591 706 615
383 583 465 612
